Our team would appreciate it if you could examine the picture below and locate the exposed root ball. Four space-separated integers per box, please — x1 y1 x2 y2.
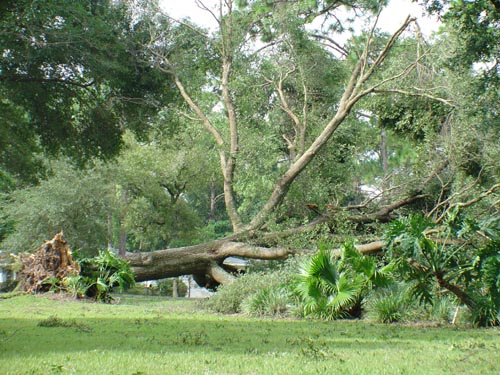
17 232 80 293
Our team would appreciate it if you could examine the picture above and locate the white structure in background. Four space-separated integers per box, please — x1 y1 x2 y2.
184 276 213 298
0 250 15 289
141 276 214 298
360 184 383 199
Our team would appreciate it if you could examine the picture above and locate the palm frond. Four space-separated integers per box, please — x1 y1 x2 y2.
408 276 435 306
327 274 364 312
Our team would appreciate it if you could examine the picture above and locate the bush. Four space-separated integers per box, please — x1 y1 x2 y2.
77 249 135 302
367 286 408 323
241 287 292 317
206 266 294 314
426 295 456 324
0 278 18 293
292 242 394 320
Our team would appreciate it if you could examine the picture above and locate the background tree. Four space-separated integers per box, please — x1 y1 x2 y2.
1 160 111 255
0 0 172 174
1 128 218 256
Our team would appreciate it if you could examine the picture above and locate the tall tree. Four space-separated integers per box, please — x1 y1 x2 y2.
1 131 213 256
0 0 172 174
125 0 454 286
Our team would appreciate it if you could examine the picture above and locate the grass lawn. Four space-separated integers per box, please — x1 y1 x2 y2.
0 294 498 375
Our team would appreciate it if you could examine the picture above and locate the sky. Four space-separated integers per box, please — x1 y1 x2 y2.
159 0 440 36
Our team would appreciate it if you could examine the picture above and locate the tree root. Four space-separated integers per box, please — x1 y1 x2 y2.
15 232 80 293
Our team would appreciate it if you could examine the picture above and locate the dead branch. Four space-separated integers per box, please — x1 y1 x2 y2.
348 194 430 224
355 240 386 254
309 33 349 57
371 88 455 106
435 183 500 223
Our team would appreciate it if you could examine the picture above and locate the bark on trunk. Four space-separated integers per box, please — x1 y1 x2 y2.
119 229 127 257
209 184 217 221
125 237 298 283
380 127 389 177
125 235 386 286
172 278 179 298
436 276 477 311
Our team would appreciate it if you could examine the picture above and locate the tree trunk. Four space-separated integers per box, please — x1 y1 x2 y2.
119 229 127 257
209 184 216 221
118 187 127 256
172 278 179 298
125 237 296 285
436 275 476 311
124 192 429 286
380 127 389 177
125 234 387 287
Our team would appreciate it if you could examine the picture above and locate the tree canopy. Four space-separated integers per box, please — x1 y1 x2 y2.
0 0 175 187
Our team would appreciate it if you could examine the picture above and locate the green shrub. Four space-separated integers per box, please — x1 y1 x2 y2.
426 295 456 323
368 286 408 323
241 287 292 317
293 242 394 320
385 213 500 327
467 296 500 327
0 275 18 292
61 274 90 299
206 267 293 314
78 249 135 302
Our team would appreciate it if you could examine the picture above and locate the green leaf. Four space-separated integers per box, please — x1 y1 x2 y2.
327 274 363 313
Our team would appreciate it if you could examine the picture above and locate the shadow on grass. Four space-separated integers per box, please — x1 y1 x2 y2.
1 313 497 360
1 296 498 375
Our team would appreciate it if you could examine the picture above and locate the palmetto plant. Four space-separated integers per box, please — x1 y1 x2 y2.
369 284 409 323
241 286 291 317
294 242 393 320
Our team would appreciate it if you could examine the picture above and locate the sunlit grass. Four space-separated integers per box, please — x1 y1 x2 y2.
0 294 498 374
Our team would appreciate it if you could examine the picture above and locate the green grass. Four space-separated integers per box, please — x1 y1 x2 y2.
0 294 498 375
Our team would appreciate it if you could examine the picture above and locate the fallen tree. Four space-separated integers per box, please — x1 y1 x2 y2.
126 193 420 287
15 232 135 301
127 237 388 287
3 1 498 295
127 181 496 288
123 0 454 286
